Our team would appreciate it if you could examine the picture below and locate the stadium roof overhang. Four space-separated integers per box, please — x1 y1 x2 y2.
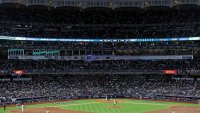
0 0 199 10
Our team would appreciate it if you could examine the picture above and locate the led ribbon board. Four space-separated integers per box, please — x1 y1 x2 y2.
0 36 200 42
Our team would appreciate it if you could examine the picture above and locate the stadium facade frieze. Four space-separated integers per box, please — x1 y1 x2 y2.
22 70 164 75
0 0 199 8
8 55 194 60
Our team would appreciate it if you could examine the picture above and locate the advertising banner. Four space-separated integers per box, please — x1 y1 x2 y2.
13 70 25 75
164 70 177 75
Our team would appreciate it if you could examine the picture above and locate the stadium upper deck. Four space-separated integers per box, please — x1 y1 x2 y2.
0 0 199 40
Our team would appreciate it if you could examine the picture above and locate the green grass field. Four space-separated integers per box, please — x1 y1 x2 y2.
0 99 199 113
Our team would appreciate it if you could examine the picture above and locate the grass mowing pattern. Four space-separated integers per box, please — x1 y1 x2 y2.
0 99 199 113
61 99 169 113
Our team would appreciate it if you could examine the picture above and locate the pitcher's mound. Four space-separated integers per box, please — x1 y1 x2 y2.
106 106 123 108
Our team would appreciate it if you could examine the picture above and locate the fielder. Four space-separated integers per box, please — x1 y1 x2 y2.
21 104 25 112
113 99 117 106
3 103 6 111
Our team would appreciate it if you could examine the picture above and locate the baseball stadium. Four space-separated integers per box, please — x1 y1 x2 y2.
1 0 200 113
1 99 200 113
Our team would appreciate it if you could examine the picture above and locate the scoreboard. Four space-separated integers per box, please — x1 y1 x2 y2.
33 50 60 56
8 49 24 56
8 49 60 56
7 49 193 61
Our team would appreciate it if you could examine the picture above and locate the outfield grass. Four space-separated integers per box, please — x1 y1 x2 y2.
0 99 198 113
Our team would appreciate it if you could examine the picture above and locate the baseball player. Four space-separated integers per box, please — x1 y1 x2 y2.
3 103 6 111
21 104 25 112
113 99 117 106
46 110 50 113
140 95 142 100
172 109 175 113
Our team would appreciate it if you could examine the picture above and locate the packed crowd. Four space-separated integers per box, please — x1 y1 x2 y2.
0 60 196 72
0 8 199 24
0 8 199 38
0 40 197 51
0 5 200 104
1 21 200 38
0 75 198 103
